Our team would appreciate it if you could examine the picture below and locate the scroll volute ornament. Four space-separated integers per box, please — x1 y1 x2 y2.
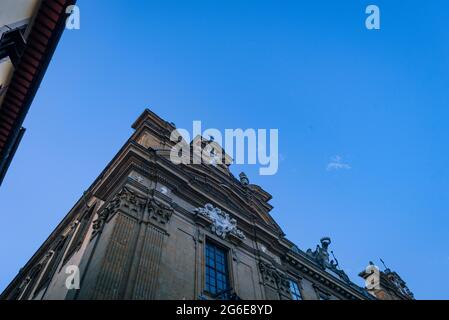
92 187 146 233
147 198 173 225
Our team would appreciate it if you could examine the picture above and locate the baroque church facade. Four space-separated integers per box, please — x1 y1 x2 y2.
1 109 414 300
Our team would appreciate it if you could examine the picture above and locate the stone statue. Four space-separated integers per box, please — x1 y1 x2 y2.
307 237 332 270
239 172 249 186
306 237 350 282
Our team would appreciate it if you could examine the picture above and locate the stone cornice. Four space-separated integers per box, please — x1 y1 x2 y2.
282 251 373 300
92 140 284 237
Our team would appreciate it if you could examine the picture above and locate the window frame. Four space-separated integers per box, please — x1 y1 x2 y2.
204 240 230 297
289 279 303 300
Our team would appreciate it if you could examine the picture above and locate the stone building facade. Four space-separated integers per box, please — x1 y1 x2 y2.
0 109 413 300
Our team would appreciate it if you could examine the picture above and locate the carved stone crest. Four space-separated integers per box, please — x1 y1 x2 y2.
193 204 245 240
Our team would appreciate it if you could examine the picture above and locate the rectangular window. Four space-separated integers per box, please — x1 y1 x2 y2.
205 242 229 295
289 280 303 300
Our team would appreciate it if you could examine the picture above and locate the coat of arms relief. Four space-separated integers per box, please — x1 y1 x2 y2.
193 204 246 240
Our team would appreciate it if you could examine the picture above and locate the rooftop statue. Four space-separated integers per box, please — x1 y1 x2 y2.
306 237 350 283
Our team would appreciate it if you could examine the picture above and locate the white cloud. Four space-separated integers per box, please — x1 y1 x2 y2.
327 155 351 171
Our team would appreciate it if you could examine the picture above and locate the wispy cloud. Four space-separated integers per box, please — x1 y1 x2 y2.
327 155 351 171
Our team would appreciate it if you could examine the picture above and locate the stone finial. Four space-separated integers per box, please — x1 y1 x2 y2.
239 172 249 186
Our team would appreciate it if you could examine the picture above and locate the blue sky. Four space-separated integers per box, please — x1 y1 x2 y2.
1 0 448 299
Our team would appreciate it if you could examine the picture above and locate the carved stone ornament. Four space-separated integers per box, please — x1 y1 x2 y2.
258 261 290 293
384 269 414 299
306 237 350 283
193 204 246 240
92 187 146 233
148 198 173 225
